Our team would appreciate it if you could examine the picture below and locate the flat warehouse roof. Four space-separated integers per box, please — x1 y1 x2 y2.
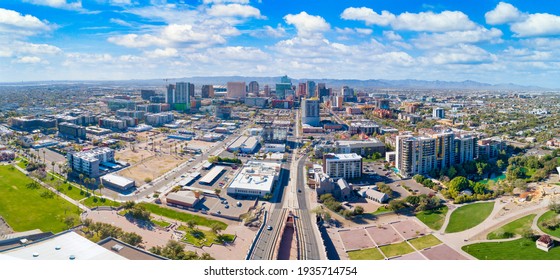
199 166 225 184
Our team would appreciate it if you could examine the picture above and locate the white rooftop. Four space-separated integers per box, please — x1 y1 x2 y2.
1 231 126 260
101 174 134 187
325 153 362 161
227 161 280 192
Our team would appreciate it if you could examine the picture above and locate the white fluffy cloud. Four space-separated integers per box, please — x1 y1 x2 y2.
393 11 477 32
207 4 264 19
144 48 178 58
413 27 503 49
15 56 44 64
340 7 395 26
485 2 524 25
23 0 82 10
0 8 54 36
341 8 477 32
511 13 560 37
425 44 496 65
203 0 250 3
108 23 231 48
284 12 330 36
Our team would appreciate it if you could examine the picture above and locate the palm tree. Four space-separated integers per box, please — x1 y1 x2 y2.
186 220 196 230
78 173 84 186
42 149 46 164
51 161 55 174
98 183 104 196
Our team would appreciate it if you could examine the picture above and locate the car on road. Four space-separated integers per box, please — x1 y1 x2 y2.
297 189 302 193
267 225 273 230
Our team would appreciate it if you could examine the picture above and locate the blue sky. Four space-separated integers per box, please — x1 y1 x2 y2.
1 1 560 87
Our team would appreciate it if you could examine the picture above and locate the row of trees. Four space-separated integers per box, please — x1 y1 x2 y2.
388 194 442 213
149 240 214 260
208 156 242 164
441 176 501 203
318 194 364 219
82 219 143 246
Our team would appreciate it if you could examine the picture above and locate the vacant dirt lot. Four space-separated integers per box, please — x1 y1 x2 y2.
118 154 186 185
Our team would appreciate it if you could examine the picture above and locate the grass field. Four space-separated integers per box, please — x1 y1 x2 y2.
380 241 415 258
372 206 393 215
82 196 122 208
487 214 536 240
537 211 560 238
463 238 560 260
178 225 235 247
0 165 81 233
138 202 227 229
408 235 442 250
152 219 171 228
445 202 494 233
40 174 89 201
416 206 448 230
347 248 384 260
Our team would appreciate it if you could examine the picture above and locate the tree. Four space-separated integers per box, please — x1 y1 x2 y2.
549 198 560 214
64 216 75 229
448 176 470 198
121 232 143 246
98 184 105 196
496 159 505 170
214 188 221 197
353 206 364 216
447 166 457 178
186 220 196 230
388 199 407 212
512 179 526 192
473 182 487 195
210 224 222 235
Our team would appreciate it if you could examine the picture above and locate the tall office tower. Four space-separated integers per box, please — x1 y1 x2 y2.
227 82 247 100
301 98 320 126
275 75 292 99
341 86 354 100
166 84 175 104
140 90 156 101
317 83 328 98
396 135 436 178
433 108 445 119
432 132 454 170
375 99 390 110
263 85 270 96
248 81 259 95
297 83 307 97
454 134 478 165
175 82 194 111
332 95 344 109
306 80 316 98
201 85 214 98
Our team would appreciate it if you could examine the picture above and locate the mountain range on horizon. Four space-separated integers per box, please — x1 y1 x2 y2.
0 77 554 92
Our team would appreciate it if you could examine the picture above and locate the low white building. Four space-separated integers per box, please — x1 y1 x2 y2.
262 144 285 153
226 161 281 198
101 174 135 190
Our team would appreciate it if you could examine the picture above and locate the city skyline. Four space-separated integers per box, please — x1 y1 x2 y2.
1 1 560 87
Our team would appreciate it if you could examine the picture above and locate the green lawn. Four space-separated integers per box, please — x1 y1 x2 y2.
138 202 227 230
347 248 384 260
416 206 448 230
379 241 415 258
152 219 171 228
82 196 122 208
408 235 442 250
0 165 81 233
178 225 235 247
538 211 560 238
40 174 90 201
445 202 494 233
371 206 393 215
16 158 28 169
487 214 536 240
463 238 560 260
478 174 506 185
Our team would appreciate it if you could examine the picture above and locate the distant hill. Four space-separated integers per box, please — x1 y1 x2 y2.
0 76 550 91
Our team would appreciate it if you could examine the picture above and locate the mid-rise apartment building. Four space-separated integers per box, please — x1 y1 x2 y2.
322 153 362 179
